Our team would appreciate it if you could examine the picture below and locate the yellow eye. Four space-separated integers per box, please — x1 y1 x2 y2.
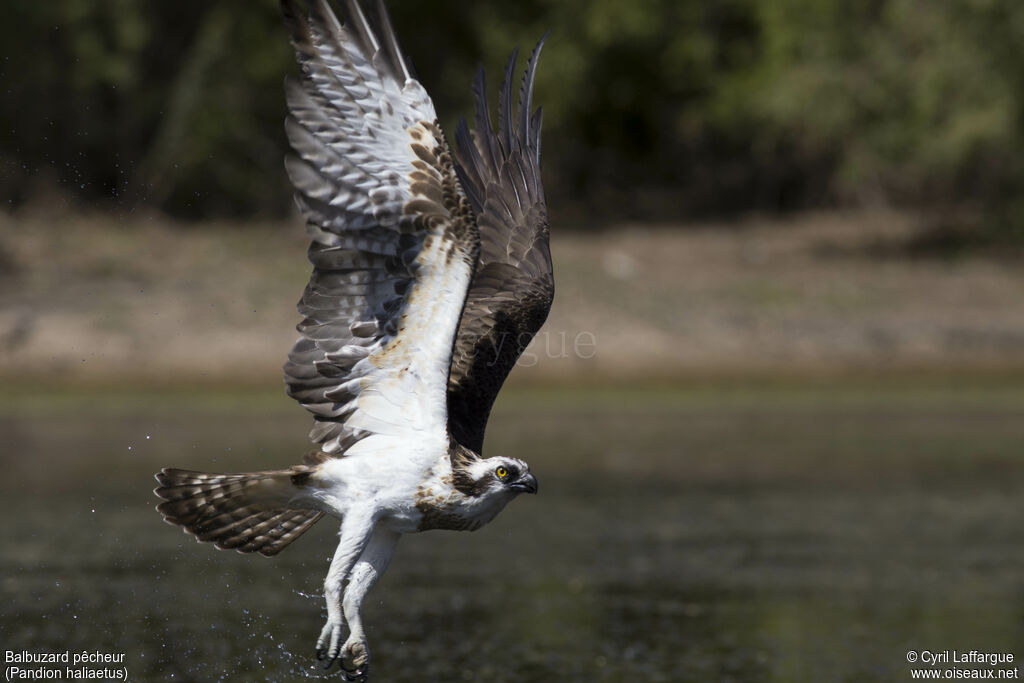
496 466 509 478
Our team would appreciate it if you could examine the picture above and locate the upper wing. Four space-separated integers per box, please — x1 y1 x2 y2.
447 39 554 454
281 0 478 455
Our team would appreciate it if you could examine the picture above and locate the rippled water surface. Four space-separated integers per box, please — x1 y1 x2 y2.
2 382 1023 681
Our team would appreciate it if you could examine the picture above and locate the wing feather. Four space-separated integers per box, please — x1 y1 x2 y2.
281 0 478 455
449 37 553 454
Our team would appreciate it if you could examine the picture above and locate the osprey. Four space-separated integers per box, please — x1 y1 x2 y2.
153 0 551 679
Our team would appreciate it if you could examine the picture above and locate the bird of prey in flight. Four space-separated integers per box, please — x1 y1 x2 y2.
154 0 551 678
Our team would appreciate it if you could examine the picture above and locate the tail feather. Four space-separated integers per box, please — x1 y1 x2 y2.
154 466 324 557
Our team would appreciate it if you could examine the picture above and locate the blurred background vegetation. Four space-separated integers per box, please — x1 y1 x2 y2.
3 0 1024 237
4 6 1024 679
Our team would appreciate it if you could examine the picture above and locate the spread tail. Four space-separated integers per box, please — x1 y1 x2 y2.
154 462 324 557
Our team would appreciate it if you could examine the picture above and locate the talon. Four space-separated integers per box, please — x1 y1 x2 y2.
317 618 346 670
339 639 368 680
343 667 367 683
320 644 340 670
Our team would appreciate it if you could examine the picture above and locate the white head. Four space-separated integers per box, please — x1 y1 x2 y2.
453 456 538 498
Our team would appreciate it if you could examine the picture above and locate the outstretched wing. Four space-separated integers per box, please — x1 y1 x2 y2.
281 0 478 455
448 39 553 454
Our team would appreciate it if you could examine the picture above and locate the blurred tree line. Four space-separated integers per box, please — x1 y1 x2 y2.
2 0 1023 232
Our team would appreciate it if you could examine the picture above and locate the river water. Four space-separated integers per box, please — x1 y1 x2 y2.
1 382 1022 681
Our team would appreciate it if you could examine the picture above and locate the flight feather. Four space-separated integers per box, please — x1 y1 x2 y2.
449 36 553 455
281 0 479 455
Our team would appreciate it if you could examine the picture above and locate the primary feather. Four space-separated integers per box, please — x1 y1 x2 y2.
280 0 479 457
449 37 554 454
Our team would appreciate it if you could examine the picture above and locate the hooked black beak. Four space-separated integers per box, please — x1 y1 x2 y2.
509 472 538 494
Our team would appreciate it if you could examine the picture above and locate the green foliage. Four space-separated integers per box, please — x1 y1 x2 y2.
2 0 1023 231
725 0 1024 210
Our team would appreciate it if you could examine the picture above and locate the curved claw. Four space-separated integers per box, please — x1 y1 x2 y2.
342 664 367 682
339 638 369 680
321 648 338 670
316 618 346 670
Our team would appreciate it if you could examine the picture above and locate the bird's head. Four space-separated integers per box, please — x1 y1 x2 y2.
455 456 538 498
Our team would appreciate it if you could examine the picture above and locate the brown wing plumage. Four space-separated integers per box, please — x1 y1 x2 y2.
154 465 325 557
281 0 479 455
448 39 553 454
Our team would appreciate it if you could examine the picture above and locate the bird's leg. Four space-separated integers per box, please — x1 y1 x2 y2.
337 525 400 681
317 513 375 670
